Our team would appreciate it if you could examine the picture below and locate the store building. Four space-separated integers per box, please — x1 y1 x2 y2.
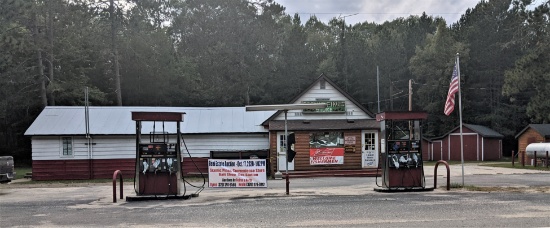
24 75 381 180
262 75 380 176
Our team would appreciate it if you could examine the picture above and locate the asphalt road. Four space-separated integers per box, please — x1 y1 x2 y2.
1 165 550 227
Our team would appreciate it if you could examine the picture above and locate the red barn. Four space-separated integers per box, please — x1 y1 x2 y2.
426 124 503 161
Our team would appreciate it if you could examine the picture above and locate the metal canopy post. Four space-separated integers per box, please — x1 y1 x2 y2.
284 110 289 195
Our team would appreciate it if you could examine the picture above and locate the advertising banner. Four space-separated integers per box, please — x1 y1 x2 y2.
208 159 267 188
310 148 345 165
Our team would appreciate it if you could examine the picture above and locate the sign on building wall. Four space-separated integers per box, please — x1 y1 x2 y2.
310 148 345 165
310 132 345 164
344 136 356 152
208 159 267 188
302 100 346 113
363 151 377 168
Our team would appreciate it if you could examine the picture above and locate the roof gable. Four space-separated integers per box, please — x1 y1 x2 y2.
432 123 504 140
262 74 374 125
463 124 504 138
515 124 550 139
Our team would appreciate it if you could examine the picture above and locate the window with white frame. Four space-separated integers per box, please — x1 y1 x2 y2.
279 134 287 153
61 137 73 156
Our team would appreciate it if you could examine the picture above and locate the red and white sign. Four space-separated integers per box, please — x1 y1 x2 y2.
310 148 344 165
208 159 267 188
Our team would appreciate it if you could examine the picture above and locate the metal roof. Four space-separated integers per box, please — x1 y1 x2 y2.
431 124 504 140
24 106 275 136
515 124 550 139
463 124 504 138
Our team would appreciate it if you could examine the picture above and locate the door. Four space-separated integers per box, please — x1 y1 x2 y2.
361 131 378 168
277 132 294 171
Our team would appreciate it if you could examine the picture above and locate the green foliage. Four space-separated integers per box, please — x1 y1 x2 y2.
503 0 550 123
409 21 469 136
1 0 550 164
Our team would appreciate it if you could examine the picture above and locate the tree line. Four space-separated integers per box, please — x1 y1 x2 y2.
1 0 549 162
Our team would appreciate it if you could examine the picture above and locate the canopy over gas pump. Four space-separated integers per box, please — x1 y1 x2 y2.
131 111 185 196
374 111 433 192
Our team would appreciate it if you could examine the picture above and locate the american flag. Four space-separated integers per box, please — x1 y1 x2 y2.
444 64 459 116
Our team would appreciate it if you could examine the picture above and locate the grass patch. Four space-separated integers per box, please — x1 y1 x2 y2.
480 162 550 171
14 167 32 179
423 161 484 166
448 183 484 191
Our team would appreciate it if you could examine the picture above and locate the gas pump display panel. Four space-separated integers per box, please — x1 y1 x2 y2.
138 143 179 195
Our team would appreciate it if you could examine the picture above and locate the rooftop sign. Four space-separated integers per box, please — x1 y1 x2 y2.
302 101 346 113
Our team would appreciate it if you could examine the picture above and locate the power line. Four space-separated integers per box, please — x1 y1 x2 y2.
292 12 467 15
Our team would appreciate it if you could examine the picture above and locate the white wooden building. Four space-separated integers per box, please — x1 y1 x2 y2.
25 74 382 180
24 106 274 180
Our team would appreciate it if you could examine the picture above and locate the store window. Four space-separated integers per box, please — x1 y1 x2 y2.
61 137 73 156
364 133 376 150
309 132 344 148
279 134 287 153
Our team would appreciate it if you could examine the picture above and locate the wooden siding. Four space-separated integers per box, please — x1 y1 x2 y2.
32 134 269 161
32 159 135 180
431 141 443 161
483 139 501 161
32 158 210 180
182 158 209 176
517 128 549 163
273 81 370 121
88 136 135 159
435 131 501 161
270 130 363 175
421 139 430 160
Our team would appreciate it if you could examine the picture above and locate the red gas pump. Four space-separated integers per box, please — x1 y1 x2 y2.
375 111 433 192
132 112 185 196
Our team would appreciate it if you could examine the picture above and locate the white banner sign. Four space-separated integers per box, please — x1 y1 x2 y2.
208 159 267 188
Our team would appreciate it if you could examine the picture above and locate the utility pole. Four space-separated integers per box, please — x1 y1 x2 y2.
409 79 412 111
110 0 122 106
389 81 393 111
377 66 380 113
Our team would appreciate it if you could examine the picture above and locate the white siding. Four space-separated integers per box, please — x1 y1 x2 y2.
88 136 136 159
181 134 270 157
32 136 64 160
32 134 269 160
32 136 136 160
274 80 371 121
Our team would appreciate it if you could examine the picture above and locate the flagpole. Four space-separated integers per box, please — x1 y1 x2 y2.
456 53 465 187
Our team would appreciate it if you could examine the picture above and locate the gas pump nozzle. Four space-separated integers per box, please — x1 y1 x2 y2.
391 155 400 169
142 160 149 174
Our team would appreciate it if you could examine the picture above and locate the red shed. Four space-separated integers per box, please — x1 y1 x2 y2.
426 124 503 161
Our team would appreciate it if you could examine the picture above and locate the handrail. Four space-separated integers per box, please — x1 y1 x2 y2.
434 160 450 191
113 170 123 203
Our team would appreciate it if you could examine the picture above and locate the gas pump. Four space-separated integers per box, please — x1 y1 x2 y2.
375 111 432 191
132 112 185 196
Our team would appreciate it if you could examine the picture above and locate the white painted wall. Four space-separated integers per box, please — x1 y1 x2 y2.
31 134 269 160
273 80 371 121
